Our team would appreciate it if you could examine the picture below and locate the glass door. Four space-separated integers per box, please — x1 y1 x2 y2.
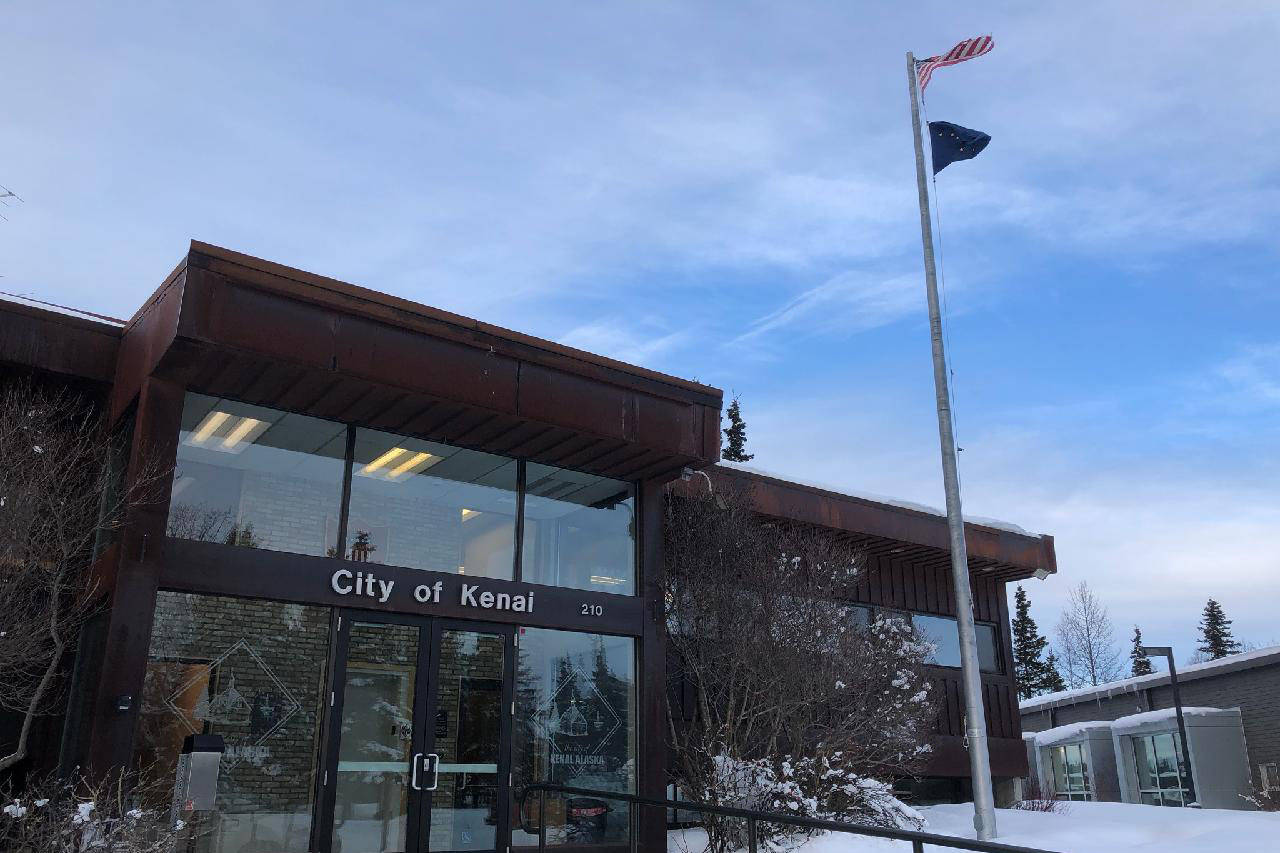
317 613 512 853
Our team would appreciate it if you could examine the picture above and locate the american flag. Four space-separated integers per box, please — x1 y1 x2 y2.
915 35 994 92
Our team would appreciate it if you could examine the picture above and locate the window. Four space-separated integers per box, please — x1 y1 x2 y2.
903 613 1002 673
1132 732 1189 807
135 592 331 853
1261 763 1280 792
522 464 636 594
512 628 636 848
1047 743 1091 800
169 394 347 556
347 428 518 578
167 395 642 595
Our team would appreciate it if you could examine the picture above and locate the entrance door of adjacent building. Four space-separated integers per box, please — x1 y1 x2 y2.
317 611 514 853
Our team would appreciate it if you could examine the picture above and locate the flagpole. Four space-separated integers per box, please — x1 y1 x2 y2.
906 50 998 841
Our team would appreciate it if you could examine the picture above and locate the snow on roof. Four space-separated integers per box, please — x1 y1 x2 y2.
1032 720 1115 746
716 461 1035 536
1020 644 1280 713
0 291 126 326
1109 707 1233 735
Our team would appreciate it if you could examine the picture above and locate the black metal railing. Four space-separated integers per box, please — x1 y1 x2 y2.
518 783 1053 853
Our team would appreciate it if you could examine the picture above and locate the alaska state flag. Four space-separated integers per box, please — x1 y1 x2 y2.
929 121 990 174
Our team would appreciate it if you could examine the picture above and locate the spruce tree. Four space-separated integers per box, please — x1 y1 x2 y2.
1197 598 1242 660
1041 652 1067 693
1130 626 1154 676
721 395 754 462
1011 584 1059 699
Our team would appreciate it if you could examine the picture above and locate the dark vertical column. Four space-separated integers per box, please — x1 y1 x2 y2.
637 478 667 851
86 376 185 779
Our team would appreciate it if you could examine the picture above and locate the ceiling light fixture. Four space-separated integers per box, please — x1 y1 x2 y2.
189 410 230 445
387 451 435 479
590 575 627 586
221 417 267 451
362 447 407 474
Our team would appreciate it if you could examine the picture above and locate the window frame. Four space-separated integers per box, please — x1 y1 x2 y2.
167 392 642 597
853 606 1004 674
1131 732 1190 807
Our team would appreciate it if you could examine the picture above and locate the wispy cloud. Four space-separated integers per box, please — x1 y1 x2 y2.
731 270 924 347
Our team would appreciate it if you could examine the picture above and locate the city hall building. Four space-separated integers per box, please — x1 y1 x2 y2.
0 243 1056 853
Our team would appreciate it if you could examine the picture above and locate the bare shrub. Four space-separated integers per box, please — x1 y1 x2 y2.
0 381 166 772
664 481 936 852
1010 777 1070 814
0 770 204 852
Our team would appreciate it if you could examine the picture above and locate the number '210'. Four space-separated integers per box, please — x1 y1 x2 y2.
581 603 603 616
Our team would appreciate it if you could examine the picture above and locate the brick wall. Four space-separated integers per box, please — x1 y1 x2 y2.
137 592 331 853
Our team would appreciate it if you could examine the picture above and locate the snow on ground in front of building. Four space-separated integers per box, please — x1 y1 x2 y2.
668 802 1280 853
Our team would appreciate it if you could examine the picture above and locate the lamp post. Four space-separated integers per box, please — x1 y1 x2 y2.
1139 645 1198 807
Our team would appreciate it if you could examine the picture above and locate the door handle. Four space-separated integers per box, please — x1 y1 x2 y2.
411 752 423 790
425 753 440 791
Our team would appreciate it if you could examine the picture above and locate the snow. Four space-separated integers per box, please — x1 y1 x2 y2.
1032 720 1114 746
1020 645 1280 713
668 801 1280 852
716 462 1035 535
1109 707 1226 734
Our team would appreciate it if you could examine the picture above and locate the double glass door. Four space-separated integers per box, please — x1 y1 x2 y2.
318 612 514 853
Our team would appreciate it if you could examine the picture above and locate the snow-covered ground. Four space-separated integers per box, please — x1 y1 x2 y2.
668 802 1280 853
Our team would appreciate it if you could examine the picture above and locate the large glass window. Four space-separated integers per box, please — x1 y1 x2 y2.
1048 743 1091 800
512 628 637 848
168 394 347 556
522 465 636 595
1133 732 1189 807
894 612 1002 673
135 592 331 853
347 428 518 578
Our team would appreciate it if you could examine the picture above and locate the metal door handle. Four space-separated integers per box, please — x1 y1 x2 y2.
410 752 423 790
425 753 440 791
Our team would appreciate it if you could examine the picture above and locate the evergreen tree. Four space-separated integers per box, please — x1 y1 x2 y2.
1011 584 1060 699
1197 598 1242 660
1130 626 1154 676
1041 652 1067 693
721 396 754 462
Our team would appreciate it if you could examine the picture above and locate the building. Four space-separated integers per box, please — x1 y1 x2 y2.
0 242 1056 852
1020 646 1280 808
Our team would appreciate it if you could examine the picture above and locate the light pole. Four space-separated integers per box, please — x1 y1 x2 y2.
1139 645 1198 807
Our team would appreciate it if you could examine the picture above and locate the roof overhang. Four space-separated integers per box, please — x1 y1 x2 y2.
0 297 122 384
708 465 1057 582
109 242 723 483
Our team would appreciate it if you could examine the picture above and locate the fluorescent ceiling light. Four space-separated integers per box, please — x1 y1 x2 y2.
590 575 627 586
186 411 268 453
388 452 435 479
362 447 407 475
221 417 267 451
190 410 230 445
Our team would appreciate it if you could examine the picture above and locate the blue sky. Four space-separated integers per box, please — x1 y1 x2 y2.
4 2 1278 668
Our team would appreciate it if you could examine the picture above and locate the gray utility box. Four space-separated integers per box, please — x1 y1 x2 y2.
170 734 225 827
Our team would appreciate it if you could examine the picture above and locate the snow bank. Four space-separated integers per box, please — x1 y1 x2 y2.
1032 720 1113 746
668 800 1280 852
716 462 1035 535
1020 645 1280 712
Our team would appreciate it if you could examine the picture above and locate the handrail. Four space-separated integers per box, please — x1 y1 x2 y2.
518 783 1053 853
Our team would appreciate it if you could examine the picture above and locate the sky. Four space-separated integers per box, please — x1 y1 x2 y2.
3 2 1278 670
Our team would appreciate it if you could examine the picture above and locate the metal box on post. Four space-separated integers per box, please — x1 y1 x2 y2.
170 734 224 827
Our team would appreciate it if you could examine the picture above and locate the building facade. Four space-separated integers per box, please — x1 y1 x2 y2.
1 243 1056 852
1020 647 1280 807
